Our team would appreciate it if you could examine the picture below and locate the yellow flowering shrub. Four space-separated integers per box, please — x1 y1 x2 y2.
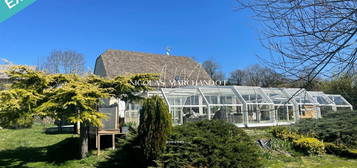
293 137 325 155
271 127 302 141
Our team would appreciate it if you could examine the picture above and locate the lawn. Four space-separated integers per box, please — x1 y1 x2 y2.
265 155 357 168
1 124 357 168
0 123 111 168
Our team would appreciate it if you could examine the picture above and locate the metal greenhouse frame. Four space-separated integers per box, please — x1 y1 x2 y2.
117 86 354 128
283 88 321 119
326 94 353 111
262 88 296 125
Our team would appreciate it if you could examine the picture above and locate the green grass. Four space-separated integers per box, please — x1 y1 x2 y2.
0 123 112 168
265 155 357 168
1 124 357 168
245 128 357 168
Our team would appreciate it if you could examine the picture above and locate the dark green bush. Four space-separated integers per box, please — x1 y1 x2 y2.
324 142 357 158
138 96 172 167
325 142 348 155
160 120 262 168
294 111 357 148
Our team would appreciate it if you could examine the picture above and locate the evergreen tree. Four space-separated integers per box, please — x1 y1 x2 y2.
0 66 47 128
36 79 109 158
0 89 42 128
138 95 172 167
0 66 159 158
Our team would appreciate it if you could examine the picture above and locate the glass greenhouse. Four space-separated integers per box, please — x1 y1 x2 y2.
308 91 336 117
326 94 353 111
284 88 321 119
122 86 353 127
262 88 295 125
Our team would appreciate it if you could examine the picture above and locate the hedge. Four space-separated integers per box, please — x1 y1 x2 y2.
160 120 263 168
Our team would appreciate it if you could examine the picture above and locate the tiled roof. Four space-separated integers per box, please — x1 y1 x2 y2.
95 49 212 82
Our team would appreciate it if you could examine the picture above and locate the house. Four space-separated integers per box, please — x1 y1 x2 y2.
93 48 214 127
92 49 214 152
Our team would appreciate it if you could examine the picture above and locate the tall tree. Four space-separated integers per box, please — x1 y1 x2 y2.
228 69 245 85
259 67 286 87
243 64 263 86
243 64 285 87
41 50 86 75
213 71 225 82
202 60 225 81
237 0 357 85
227 64 285 87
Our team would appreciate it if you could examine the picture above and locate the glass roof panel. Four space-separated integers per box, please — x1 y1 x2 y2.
199 87 242 105
327 95 350 105
262 88 293 105
284 88 316 104
162 88 207 106
308 91 334 105
234 86 272 104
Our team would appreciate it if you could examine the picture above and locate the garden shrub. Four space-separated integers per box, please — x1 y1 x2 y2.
293 137 325 155
138 95 172 167
324 142 357 158
294 111 357 148
348 149 357 158
0 115 33 129
324 142 347 155
271 126 302 141
161 120 262 168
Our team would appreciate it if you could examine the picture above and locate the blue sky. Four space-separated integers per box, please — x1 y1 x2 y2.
0 0 267 75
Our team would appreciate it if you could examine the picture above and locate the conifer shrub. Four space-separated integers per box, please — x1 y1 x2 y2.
138 95 172 167
0 89 38 129
324 142 348 155
294 111 357 148
324 142 357 158
161 120 262 168
292 137 325 155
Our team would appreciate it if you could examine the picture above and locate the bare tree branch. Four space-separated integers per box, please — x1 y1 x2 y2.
237 0 357 84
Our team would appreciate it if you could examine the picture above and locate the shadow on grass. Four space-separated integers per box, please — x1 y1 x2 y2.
0 137 80 168
97 136 146 168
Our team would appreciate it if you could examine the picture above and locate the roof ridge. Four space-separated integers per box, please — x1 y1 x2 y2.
95 49 212 83
103 49 195 59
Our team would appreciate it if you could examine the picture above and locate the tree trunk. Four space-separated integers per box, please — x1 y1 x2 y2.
80 122 89 158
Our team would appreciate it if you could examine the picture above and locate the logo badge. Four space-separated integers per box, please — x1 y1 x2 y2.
0 0 38 23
